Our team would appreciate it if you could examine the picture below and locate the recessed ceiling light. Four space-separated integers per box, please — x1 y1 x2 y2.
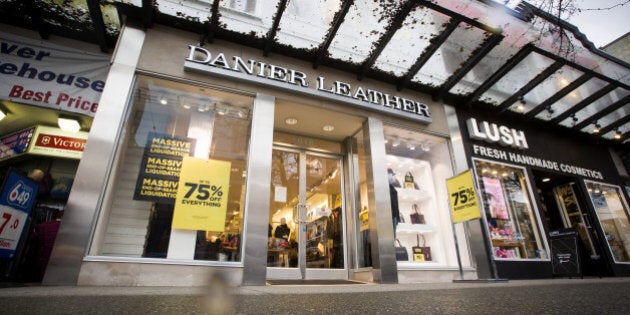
285 117 298 125
542 178 551 182
322 125 335 132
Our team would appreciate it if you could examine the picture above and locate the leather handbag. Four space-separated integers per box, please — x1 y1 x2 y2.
404 171 415 189
409 204 425 224
413 234 431 262
395 239 408 261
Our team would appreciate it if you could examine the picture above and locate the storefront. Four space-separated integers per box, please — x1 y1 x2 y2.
456 109 630 279
0 28 109 282
28 21 480 286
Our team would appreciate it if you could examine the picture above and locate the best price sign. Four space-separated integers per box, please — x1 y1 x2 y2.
0 171 38 258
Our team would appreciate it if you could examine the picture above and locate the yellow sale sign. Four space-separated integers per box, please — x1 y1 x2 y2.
447 169 482 223
172 157 231 231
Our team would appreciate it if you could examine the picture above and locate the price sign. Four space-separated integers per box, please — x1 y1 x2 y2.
446 169 481 223
0 171 38 258
172 157 231 231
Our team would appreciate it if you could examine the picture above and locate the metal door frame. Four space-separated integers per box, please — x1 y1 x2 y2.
266 145 348 280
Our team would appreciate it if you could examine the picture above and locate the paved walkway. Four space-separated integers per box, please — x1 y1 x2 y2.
1 277 629 314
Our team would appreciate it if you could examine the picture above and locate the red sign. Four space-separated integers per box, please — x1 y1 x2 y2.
34 133 86 152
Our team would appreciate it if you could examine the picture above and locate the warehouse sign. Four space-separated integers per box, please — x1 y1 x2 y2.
0 32 109 117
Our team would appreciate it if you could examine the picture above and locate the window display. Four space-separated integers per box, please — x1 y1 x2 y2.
585 181 630 263
384 125 455 266
91 75 253 262
473 159 548 260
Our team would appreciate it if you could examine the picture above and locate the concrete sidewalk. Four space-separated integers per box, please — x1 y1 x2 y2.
2 278 630 314
1 277 628 296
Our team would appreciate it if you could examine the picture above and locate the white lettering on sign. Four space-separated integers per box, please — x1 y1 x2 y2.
467 118 528 149
185 45 432 121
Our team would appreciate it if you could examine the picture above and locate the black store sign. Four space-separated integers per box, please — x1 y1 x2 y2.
549 230 581 277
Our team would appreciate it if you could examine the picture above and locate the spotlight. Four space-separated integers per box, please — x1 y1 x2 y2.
159 95 168 105
592 121 601 134
546 105 554 118
58 115 81 132
614 129 622 140
517 96 526 111
571 114 578 126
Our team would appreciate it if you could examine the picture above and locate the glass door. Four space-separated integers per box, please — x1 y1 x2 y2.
553 183 598 257
267 148 346 279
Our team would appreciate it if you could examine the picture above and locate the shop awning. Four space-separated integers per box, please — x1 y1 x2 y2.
1 0 628 150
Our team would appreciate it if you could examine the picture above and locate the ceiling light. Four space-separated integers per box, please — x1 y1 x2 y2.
392 140 400 147
546 105 554 118
58 116 81 132
593 122 601 134
408 144 415 150
285 117 298 125
614 129 622 140
542 178 551 182
322 125 335 132
217 105 227 115
0 109 5 121
159 95 168 105
421 143 430 152
236 110 244 118
517 96 526 111
570 114 578 126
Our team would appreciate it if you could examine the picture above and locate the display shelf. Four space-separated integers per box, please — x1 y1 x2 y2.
388 153 442 264
396 223 436 234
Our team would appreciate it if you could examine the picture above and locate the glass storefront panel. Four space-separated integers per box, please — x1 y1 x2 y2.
92 75 253 262
351 130 371 268
585 181 630 263
472 159 547 260
384 125 454 266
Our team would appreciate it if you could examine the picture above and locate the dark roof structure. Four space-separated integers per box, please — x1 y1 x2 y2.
1 0 628 151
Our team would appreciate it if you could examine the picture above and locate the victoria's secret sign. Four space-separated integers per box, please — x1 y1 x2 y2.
184 46 432 123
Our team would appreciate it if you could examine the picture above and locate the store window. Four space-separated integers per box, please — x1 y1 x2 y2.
384 125 455 266
585 181 630 263
473 159 548 260
91 75 253 263
350 130 371 268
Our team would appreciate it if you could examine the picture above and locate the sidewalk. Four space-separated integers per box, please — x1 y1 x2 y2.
1 277 628 296
2 277 630 314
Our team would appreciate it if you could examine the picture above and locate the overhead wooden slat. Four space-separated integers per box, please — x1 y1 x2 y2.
598 115 630 136
313 0 354 69
549 84 617 124
525 73 593 119
397 19 459 91
357 0 417 80
497 60 565 113
263 0 288 56
201 0 221 45
573 96 630 130
463 44 533 107
87 0 110 52
437 33 503 99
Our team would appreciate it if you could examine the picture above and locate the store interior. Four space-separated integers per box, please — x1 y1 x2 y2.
0 100 93 282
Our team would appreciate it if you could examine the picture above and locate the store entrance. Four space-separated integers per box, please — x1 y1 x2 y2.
533 171 608 276
266 147 346 280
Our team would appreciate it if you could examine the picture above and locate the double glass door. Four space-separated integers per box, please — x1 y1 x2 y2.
267 147 346 279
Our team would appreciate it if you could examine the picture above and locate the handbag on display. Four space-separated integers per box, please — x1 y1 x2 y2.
409 204 425 224
395 239 408 261
404 171 415 189
413 234 432 262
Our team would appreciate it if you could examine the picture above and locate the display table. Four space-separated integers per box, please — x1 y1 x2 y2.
492 239 526 258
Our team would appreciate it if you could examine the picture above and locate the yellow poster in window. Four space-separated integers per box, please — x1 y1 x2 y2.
172 156 231 231
447 169 482 223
